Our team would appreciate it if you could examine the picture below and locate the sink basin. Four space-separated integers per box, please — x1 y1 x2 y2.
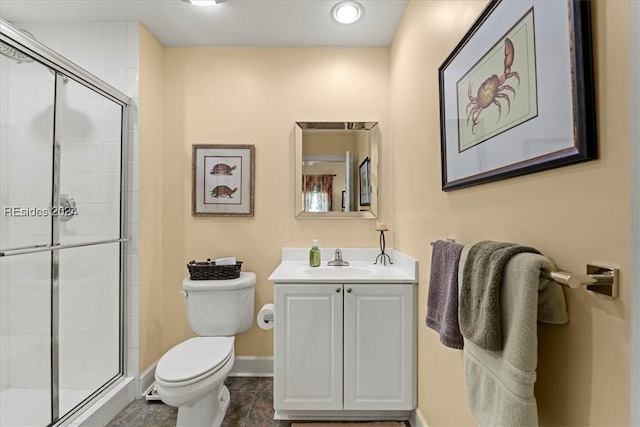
295 264 377 278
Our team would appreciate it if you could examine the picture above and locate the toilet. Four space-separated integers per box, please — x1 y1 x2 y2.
154 272 256 427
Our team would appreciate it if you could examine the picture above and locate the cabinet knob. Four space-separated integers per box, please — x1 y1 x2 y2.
347 288 352 293
336 287 341 293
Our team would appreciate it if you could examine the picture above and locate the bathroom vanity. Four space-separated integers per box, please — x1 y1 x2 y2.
268 248 418 421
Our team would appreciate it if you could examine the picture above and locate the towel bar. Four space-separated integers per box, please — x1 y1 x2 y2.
539 265 618 299
430 240 619 299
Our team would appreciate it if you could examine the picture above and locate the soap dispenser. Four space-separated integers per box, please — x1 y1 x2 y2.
309 240 321 267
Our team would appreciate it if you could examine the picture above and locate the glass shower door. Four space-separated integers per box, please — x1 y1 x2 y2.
0 46 55 427
55 73 124 417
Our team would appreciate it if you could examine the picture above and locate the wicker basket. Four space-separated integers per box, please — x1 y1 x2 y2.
187 259 243 280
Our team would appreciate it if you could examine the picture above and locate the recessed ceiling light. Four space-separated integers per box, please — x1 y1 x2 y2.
188 0 219 6
331 1 363 25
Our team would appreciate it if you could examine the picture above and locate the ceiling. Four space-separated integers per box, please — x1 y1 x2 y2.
0 0 408 47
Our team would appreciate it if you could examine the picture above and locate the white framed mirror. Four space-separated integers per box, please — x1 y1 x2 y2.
294 122 379 219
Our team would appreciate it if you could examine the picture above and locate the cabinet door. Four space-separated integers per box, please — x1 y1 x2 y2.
274 284 343 410
343 284 414 410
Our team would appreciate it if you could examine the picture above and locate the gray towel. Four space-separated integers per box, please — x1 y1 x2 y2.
460 248 568 426
426 240 465 349
459 241 540 351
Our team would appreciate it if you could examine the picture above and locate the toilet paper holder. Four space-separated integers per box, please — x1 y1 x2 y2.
257 303 275 330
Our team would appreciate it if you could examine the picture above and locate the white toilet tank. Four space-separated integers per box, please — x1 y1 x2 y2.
182 272 256 336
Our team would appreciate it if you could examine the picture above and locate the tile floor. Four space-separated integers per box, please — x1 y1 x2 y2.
106 377 410 427
106 377 277 427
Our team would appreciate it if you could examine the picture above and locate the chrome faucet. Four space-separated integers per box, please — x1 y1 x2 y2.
328 249 349 266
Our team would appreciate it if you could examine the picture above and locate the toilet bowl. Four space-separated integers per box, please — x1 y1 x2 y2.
155 337 235 427
154 272 256 427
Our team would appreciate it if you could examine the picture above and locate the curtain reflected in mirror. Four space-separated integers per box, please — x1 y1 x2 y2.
303 174 334 212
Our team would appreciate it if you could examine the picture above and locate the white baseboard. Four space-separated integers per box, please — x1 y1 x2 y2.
138 356 272 399
230 356 273 377
138 361 157 397
409 407 427 427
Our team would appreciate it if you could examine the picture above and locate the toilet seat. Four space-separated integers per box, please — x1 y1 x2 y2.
156 337 234 384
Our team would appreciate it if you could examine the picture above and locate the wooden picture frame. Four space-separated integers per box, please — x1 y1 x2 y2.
438 0 597 191
192 144 255 216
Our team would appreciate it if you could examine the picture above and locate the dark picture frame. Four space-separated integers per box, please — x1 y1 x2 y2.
192 144 255 216
438 0 597 191
359 157 371 206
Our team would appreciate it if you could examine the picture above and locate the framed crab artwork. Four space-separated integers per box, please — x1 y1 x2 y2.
192 144 255 216
438 0 597 191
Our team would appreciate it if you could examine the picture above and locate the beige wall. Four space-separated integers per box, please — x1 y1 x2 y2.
151 47 390 362
390 0 630 425
138 25 165 371
303 132 355 156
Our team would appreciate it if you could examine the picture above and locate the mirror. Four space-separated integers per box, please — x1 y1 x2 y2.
294 122 379 219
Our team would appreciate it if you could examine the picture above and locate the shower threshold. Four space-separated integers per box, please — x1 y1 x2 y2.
0 376 135 427
0 387 92 426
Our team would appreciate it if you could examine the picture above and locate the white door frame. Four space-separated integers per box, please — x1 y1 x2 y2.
631 1 640 424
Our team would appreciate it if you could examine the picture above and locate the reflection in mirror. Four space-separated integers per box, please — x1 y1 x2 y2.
295 122 378 219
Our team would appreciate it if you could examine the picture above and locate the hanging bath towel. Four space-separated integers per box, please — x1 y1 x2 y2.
459 240 541 351
459 247 568 426
426 240 465 349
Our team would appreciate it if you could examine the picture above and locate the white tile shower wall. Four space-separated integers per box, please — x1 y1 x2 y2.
124 22 140 384
0 55 10 392
2 21 140 394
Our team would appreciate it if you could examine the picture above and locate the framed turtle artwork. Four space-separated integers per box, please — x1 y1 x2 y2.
438 0 597 191
192 144 255 216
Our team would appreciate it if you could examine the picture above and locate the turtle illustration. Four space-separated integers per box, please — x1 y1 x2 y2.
210 185 237 198
210 163 237 175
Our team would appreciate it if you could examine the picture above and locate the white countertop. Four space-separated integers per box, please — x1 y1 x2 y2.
268 248 418 284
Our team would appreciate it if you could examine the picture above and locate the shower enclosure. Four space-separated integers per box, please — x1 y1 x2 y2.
0 20 131 426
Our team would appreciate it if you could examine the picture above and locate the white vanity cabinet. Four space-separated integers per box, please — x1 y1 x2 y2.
273 282 416 416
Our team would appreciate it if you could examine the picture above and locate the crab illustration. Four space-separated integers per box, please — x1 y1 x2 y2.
466 38 520 135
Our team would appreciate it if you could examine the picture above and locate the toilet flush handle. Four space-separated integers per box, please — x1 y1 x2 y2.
179 290 188 297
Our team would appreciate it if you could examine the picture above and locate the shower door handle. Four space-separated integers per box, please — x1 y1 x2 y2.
0 243 50 252
0 237 131 257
